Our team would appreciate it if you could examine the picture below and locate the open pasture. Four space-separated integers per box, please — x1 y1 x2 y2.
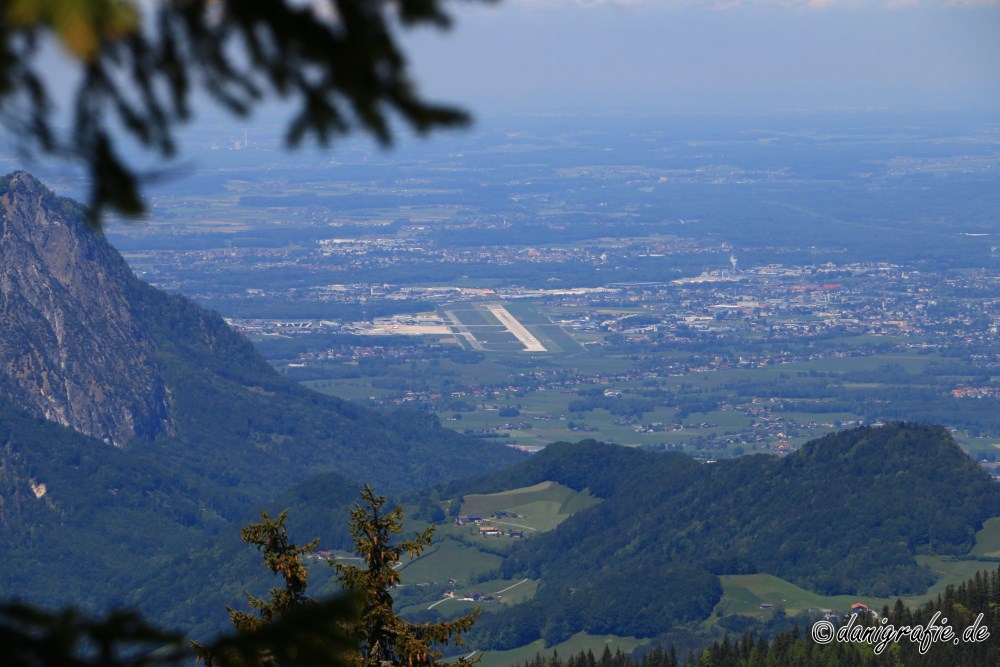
460 481 601 533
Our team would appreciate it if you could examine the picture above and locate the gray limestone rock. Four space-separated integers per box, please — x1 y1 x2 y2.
0 172 171 446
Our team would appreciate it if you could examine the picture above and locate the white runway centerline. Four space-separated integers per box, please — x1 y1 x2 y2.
486 305 547 352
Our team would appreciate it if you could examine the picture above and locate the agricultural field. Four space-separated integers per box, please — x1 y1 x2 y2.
386 481 652 661
290 302 1000 461
458 481 600 533
396 578 538 622
398 538 504 585
389 482 598 618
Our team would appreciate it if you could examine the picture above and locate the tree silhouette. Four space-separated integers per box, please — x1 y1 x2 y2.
227 512 318 633
193 510 356 667
0 0 477 224
334 484 480 667
196 488 479 667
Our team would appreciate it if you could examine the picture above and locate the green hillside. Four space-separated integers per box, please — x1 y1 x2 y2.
459 481 601 532
127 278 523 498
138 422 1000 652
411 424 1000 654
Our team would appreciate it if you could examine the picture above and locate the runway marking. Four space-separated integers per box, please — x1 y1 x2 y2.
485 305 547 352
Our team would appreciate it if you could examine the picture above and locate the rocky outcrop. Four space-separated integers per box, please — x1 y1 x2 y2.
0 172 171 446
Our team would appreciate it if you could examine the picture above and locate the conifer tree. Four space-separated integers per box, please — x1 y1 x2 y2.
227 511 318 634
333 484 480 667
194 510 355 667
0 489 478 667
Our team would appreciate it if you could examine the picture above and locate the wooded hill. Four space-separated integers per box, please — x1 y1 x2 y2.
521 562 1000 667
434 424 1000 649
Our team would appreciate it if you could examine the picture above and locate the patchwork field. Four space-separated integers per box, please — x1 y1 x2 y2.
398 537 504 585
389 478 1000 667
397 578 539 622
390 482 601 630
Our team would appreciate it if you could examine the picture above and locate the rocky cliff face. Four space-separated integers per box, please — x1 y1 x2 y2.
0 172 170 446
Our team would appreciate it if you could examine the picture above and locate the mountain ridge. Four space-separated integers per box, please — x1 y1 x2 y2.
0 172 171 445
0 171 523 613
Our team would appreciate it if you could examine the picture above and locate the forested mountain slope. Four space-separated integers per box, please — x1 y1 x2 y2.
0 172 522 612
450 424 1000 647
538 563 1000 667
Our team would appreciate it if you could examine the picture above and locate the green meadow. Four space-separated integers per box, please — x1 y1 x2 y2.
717 518 1000 620
459 481 601 533
398 537 504 585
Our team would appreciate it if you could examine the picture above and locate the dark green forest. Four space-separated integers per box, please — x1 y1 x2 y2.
517 563 1000 667
4 420 1000 659
414 425 1000 649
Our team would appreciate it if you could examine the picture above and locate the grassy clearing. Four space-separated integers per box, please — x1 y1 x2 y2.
503 301 586 353
398 537 503 585
957 434 1000 461
446 577 539 607
444 308 490 326
969 517 1000 558
482 341 525 352
400 578 541 621
682 409 751 430
460 481 601 532
536 324 585 354
502 302 552 326
300 379 394 401
719 555 1000 621
917 555 1000 599
717 574 882 619
446 306 502 327
524 325 566 354
471 304 504 326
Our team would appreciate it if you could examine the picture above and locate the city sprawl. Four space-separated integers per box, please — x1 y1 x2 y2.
104 113 1000 464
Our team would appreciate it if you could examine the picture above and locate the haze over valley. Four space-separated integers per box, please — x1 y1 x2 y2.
2 0 1000 663
89 112 1000 462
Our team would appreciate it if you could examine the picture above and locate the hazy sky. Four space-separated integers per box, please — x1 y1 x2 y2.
402 0 1000 116
7 0 998 186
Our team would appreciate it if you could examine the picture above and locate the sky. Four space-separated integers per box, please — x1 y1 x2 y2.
5 0 998 194
401 0 1000 116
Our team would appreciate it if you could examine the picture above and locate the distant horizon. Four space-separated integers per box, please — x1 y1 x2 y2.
402 2 1000 117
3 103 997 214
7 1 999 143
4 0 999 209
